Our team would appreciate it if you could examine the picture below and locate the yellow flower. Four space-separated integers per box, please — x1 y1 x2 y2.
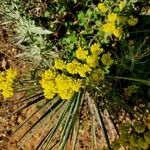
55 74 69 90
58 89 74 100
0 68 17 99
40 69 57 99
0 73 5 85
90 43 103 56
124 85 138 97
55 74 78 100
70 79 82 92
66 60 81 74
128 16 138 26
102 22 123 38
2 87 14 98
101 53 113 66
108 13 118 23
113 27 123 38
102 22 115 33
6 68 17 82
144 114 150 129
43 82 56 99
119 1 126 11
54 59 66 70
78 64 91 77
86 55 98 68
98 3 108 13
76 47 88 60
41 69 56 80
40 79 57 99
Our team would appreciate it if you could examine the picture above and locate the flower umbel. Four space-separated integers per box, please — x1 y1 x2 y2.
108 13 118 23
54 59 66 70
90 43 103 56
0 68 17 98
98 3 108 13
76 47 88 60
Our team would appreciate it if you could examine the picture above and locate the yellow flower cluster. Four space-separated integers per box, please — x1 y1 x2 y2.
90 43 103 56
102 12 123 38
54 59 66 70
40 43 113 100
99 1 139 38
76 47 88 60
40 69 82 100
74 44 103 74
54 44 103 77
0 68 17 98
98 3 108 13
40 69 57 99
66 60 92 77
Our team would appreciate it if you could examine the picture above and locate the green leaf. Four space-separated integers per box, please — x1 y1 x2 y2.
13 99 50 134
93 102 111 150
36 95 76 150
29 27 52 35
59 92 82 150
77 11 86 26
86 9 93 18
115 77 150 86
44 11 50 17
11 95 45 116
18 97 63 146
72 118 80 150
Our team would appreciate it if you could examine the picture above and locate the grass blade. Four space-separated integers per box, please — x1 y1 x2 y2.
34 100 66 150
59 94 78 144
36 95 76 150
12 99 50 134
115 76 150 86
91 116 97 150
14 92 43 104
18 97 62 144
59 92 82 150
12 95 45 115
3 95 45 120
72 116 80 150
93 101 111 150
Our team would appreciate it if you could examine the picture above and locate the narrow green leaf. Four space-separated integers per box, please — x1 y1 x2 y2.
19 98 64 148
14 92 43 104
93 102 111 150
12 95 45 114
115 76 150 86
4 95 45 120
59 92 82 150
13 99 49 134
59 94 77 144
91 116 97 150
36 95 76 150
72 117 80 150
18 97 62 144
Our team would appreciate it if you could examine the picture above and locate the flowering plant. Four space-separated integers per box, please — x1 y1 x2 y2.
1 0 150 149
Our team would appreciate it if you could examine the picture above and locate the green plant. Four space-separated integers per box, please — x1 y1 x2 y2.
1 0 150 149
106 117 150 150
